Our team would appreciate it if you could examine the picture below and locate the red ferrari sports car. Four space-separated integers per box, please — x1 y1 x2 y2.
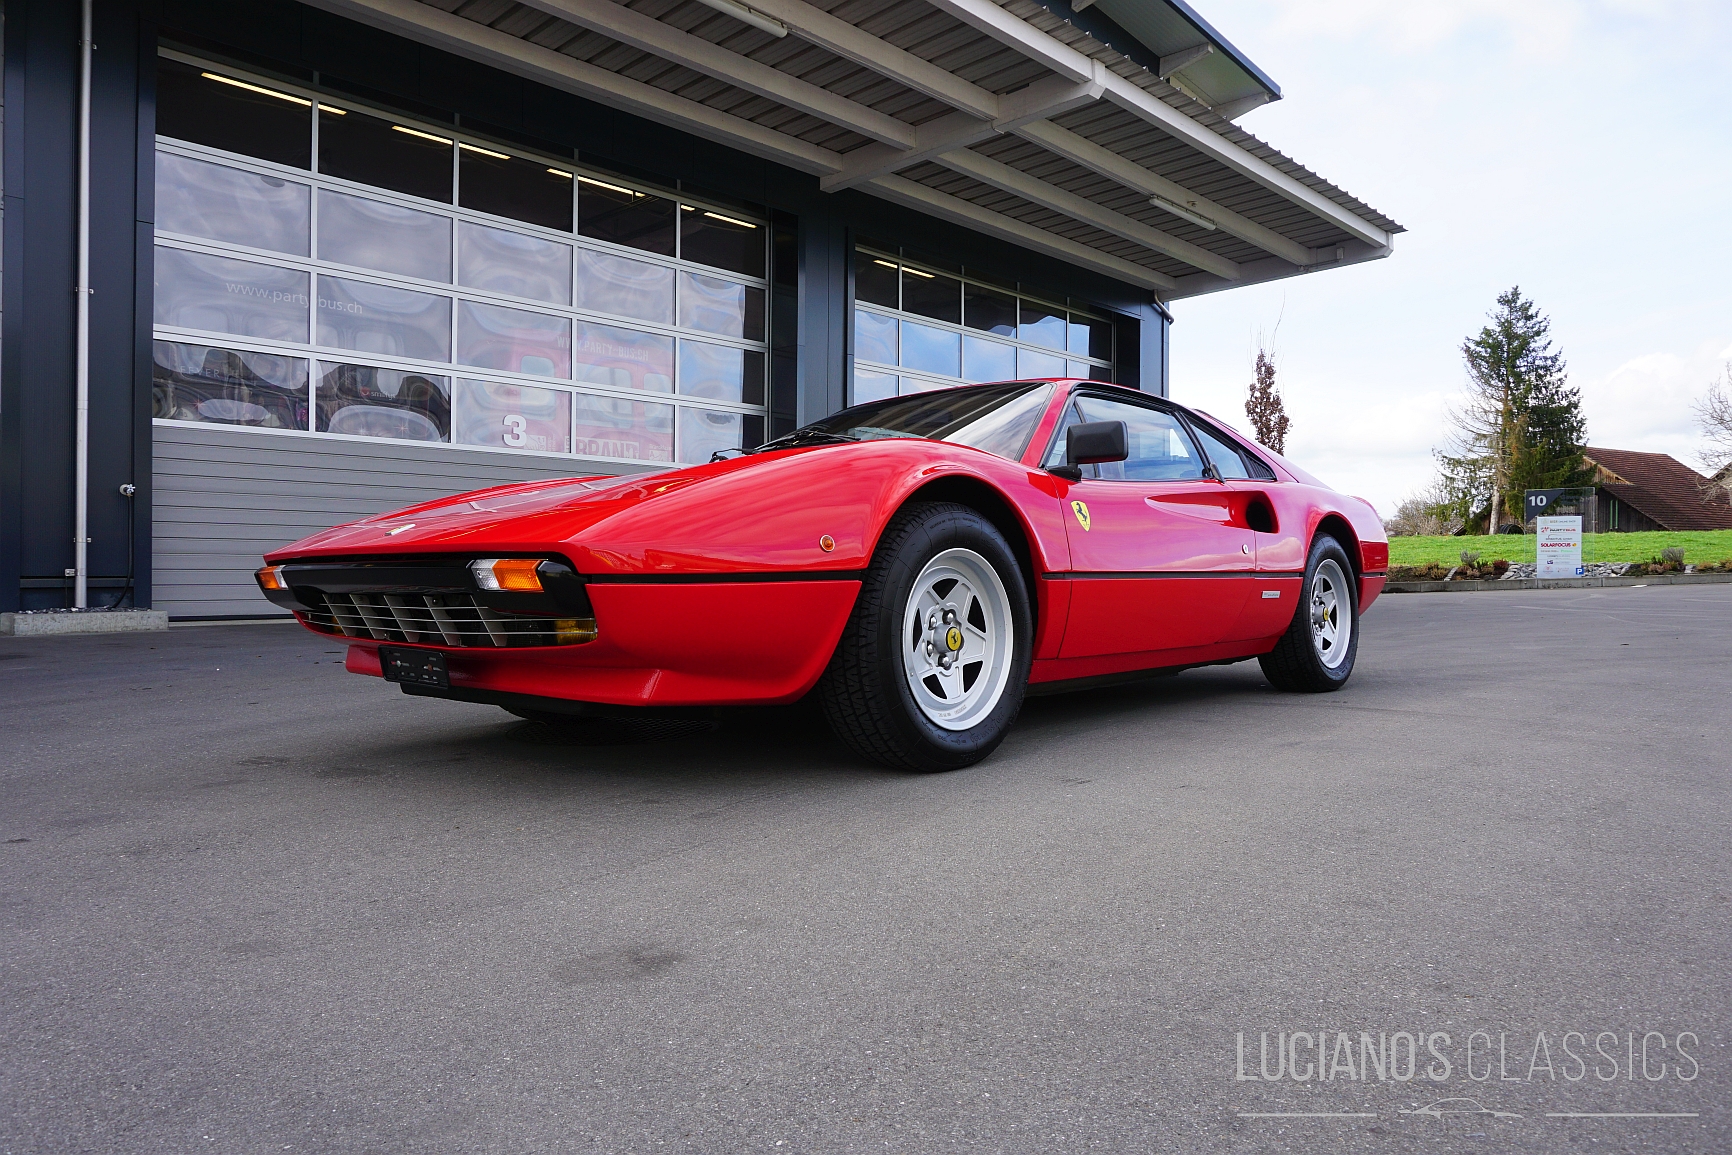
258 380 1387 770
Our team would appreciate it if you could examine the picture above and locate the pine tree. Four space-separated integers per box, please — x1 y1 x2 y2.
1245 349 1289 455
1443 287 1590 531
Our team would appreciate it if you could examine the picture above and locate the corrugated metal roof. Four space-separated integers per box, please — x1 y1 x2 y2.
320 0 1403 298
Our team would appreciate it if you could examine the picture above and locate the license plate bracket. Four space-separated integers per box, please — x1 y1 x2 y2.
379 645 449 689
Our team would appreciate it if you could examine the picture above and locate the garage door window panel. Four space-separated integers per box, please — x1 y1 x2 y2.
152 341 309 429
856 257 899 309
455 379 571 454
573 249 673 323
678 340 764 406
155 153 310 257
317 190 452 283
575 392 674 463
156 59 311 170
900 320 961 378
459 147 574 232
902 268 960 325
574 322 674 393
679 272 763 340
318 106 452 204
679 207 765 279
679 407 765 463
316 276 451 361
458 221 572 306
854 309 898 366
155 248 309 342
318 362 451 442
456 301 571 378
579 179 675 257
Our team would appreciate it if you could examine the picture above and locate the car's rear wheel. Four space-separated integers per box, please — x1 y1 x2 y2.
1258 533 1359 692
818 502 1031 771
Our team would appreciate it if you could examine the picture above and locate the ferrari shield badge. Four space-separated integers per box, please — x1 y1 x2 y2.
1070 500 1091 531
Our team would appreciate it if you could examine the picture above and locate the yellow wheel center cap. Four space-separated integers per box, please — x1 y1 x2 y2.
945 625 963 652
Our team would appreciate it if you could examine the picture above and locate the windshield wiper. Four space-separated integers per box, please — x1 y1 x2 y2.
752 428 862 453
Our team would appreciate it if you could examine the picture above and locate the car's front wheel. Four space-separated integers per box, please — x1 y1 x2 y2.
818 502 1031 771
1258 533 1359 692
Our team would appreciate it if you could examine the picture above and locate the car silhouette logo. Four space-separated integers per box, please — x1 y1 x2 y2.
1399 1097 1521 1119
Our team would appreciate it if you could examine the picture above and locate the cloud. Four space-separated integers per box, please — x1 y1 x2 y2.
1579 340 1731 464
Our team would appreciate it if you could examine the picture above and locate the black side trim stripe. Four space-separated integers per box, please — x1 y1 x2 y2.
586 569 867 585
1043 570 1306 581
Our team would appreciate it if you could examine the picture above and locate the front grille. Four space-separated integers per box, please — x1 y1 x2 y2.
299 589 595 648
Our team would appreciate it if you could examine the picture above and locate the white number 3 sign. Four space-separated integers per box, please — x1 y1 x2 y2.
501 414 528 447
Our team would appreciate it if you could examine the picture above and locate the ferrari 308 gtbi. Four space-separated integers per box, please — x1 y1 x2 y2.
258 380 1388 771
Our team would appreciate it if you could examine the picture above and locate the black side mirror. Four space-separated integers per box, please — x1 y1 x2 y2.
1049 420 1128 481
1068 420 1128 464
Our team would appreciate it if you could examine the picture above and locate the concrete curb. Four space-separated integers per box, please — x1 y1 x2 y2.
1 609 170 636
1384 573 1732 594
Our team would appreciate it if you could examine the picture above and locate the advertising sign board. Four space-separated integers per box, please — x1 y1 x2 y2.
1536 515 1585 578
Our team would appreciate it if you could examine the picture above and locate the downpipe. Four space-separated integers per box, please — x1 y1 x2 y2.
73 0 94 606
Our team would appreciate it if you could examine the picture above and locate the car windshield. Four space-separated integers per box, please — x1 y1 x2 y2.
760 382 1054 461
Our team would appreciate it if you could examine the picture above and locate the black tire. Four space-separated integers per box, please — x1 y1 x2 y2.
1258 533 1359 692
818 502 1032 772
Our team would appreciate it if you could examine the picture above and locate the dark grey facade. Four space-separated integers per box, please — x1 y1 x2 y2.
1 0 1180 616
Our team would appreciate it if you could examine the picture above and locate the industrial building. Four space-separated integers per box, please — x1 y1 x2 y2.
0 0 1401 617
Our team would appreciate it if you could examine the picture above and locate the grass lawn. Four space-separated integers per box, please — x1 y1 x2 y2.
1386 529 1732 567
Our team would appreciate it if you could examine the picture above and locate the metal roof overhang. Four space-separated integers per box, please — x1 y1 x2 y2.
297 0 1403 301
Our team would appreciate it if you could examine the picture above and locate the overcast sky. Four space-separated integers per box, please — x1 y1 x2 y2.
1166 0 1732 515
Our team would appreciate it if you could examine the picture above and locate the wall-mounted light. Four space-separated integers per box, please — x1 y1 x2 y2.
1148 193 1217 231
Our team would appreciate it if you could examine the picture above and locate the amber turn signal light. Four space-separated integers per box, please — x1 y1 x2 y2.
255 565 287 591
470 558 545 592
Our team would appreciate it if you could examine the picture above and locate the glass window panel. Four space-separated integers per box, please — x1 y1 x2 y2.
678 272 764 340
900 376 946 395
1186 419 1254 480
855 255 898 308
319 106 452 203
944 384 1054 462
963 335 1016 384
901 267 960 324
317 189 452 282
574 392 674 463
1017 346 1065 379
677 340 764 406
854 308 896 365
1068 360 1096 380
459 221 573 305
679 407 764 463
578 178 675 256
852 367 898 405
316 275 451 360
1019 300 1067 350
574 249 673 323
155 247 309 342
899 320 960 378
155 58 311 169
456 301 571 378
680 206 765 278
454 378 571 453
317 362 450 442
155 151 309 255
151 340 309 429
574 321 673 393
459 147 574 231
1069 313 1113 360
964 283 1016 336
1055 395 1205 481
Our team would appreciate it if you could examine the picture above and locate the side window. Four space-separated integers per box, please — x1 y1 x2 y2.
1042 394 1207 481
1186 420 1253 480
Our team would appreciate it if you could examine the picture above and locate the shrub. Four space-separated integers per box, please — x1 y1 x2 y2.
1460 550 1481 566
1661 546 1686 565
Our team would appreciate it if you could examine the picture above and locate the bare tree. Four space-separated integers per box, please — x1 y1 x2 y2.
1695 363 1732 498
1245 348 1289 455
1385 480 1466 537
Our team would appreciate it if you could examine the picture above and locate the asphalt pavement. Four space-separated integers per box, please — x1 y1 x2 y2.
3 585 1729 1154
